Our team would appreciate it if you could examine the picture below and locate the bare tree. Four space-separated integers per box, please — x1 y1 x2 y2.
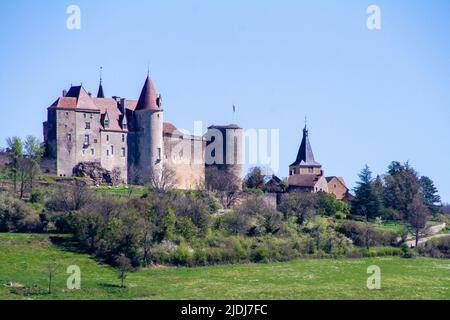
407 194 431 247
147 164 177 192
116 255 133 288
46 181 92 213
205 166 241 209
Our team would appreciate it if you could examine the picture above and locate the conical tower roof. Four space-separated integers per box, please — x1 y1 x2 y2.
135 76 159 111
290 125 320 166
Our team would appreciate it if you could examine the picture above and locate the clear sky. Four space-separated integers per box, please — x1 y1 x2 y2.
0 0 449 202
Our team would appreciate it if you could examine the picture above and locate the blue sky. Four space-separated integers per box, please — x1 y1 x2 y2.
0 0 449 202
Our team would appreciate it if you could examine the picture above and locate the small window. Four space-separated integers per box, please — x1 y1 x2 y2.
157 148 161 160
334 184 337 189
121 148 126 157
82 149 86 156
123 123 127 130
308 167 314 174
111 145 114 155
106 149 109 156
65 112 69 117
85 122 91 129
90 149 94 156
67 134 72 141
84 134 90 145
94 139 98 144
90 114 93 119
84 114 86 119
106 135 109 142
104 119 109 128
122 134 125 143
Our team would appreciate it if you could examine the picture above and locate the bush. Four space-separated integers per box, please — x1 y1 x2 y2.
0 192 42 232
336 221 397 247
30 189 45 204
417 237 450 258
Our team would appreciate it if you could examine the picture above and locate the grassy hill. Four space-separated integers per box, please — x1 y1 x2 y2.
0 233 449 300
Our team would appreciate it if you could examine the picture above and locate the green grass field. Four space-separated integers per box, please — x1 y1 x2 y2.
0 233 449 300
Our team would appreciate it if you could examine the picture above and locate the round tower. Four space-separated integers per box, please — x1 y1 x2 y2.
134 76 164 183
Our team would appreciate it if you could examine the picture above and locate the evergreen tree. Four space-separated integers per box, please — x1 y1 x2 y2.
419 176 441 214
351 166 382 248
383 161 420 219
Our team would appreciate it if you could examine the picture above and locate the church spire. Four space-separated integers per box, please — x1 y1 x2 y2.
290 122 319 167
97 67 105 98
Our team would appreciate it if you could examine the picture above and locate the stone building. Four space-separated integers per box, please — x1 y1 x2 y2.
288 124 349 199
43 75 243 189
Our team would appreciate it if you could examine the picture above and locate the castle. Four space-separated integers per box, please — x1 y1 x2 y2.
43 75 243 189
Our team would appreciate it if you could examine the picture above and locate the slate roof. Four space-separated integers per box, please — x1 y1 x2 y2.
290 126 320 167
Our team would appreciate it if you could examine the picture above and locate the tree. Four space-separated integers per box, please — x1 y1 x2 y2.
47 260 55 294
6 135 43 199
6 136 23 194
351 166 382 248
383 162 421 219
279 192 318 225
148 165 177 192
116 255 133 288
419 176 441 214
205 166 241 209
244 167 267 190
406 194 431 247
23 135 44 194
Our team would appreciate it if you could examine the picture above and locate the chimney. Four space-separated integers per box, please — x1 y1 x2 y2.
62 90 67 97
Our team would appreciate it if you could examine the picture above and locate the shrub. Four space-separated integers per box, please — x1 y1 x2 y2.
336 221 397 247
30 189 45 204
417 237 450 258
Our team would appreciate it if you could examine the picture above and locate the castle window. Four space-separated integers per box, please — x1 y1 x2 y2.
308 167 314 174
90 149 94 156
121 148 126 157
111 145 114 156
84 134 90 145
122 134 125 143
82 149 86 156
90 114 93 119
334 184 337 189
65 112 69 117
84 114 86 119
67 134 71 142
107 149 109 156
106 135 109 142
104 119 109 128
85 122 91 129
157 148 161 160
123 123 127 130
94 139 98 144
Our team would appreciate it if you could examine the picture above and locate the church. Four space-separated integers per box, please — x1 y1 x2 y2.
288 124 349 200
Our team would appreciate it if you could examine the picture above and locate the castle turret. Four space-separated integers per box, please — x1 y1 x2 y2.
134 75 164 183
134 76 164 183
205 124 243 179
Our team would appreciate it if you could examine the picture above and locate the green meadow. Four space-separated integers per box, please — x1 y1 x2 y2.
0 233 448 300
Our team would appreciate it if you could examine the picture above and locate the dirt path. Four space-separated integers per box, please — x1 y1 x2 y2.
406 223 447 248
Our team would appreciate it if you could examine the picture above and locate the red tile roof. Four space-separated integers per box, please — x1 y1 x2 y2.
135 76 159 111
92 98 126 131
163 122 177 133
48 86 99 111
288 175 321 188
